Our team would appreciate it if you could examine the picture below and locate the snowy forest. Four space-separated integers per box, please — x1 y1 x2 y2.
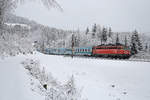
0 0 150 58
1 0 150 100
1 14 150 59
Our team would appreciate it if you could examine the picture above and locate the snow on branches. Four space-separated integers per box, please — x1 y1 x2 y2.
0 24 34 57
21 59 82 100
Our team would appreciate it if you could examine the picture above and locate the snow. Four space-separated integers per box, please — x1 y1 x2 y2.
5 23 31 29
0 52 150 100
130 52 150 61
0 55 44 100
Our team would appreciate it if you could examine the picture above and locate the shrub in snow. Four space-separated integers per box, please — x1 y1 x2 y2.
22 59 82 100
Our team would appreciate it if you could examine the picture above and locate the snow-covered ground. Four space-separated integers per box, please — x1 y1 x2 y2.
0 52 150 100
0 55 44 100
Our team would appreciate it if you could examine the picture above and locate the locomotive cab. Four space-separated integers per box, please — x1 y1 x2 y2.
92 44 131 59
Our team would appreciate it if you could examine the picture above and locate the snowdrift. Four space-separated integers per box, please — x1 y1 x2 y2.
0 52 150 100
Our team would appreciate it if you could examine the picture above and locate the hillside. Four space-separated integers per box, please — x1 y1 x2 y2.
4 14 150 50
1 14 150 60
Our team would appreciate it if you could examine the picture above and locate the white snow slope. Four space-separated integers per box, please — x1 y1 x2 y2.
0 52 150 100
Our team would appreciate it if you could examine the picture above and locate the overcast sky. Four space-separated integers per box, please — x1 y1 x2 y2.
15 0 150 32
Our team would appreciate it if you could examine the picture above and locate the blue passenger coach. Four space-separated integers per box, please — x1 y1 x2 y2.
64 48 72 55
45 48 72 55
44 47 92 56
74 47 92 56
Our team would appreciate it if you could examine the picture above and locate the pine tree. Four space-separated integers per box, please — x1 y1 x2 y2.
116 33 120 45
145 43 148 52
108 27 112 38
85 27 89 35
97 25 102 41
101 27 107 44
92 23 97 37
131 42 137 54
92 24 97 33
124 35 128 47
130 30 143 55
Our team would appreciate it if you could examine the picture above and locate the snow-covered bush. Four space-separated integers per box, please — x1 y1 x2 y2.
21 59 82 100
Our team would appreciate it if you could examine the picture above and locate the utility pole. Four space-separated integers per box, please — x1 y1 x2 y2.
71 34 74 58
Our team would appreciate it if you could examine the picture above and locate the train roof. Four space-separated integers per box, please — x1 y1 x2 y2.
74 47 92 49
94 43 126 47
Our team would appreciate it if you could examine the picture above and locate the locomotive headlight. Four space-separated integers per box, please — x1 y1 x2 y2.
124 51 128 54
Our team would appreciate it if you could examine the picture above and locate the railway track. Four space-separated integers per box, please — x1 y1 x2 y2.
42 52 150 62
63 55 150 62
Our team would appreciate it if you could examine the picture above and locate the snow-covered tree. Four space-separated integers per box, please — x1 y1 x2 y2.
85 27 89 35
124 35 128 47
64 75 81 100
108 27 112 38
116 33 120 45
101 27 107 44
145 43 148 52
92 23 97 38
130 30 143 55
0 0 62 28
0 0 63 57
0 23 34 57
0 0 16 28
15 0 62 11
96 25 102 41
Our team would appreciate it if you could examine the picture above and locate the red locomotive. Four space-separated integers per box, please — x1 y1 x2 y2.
92 44 131 59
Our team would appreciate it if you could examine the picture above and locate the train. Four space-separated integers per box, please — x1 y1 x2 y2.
43 44 131 59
